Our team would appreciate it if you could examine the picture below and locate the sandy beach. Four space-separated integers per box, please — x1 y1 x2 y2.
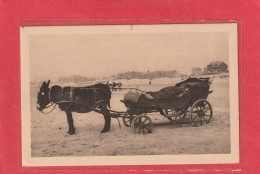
30 77 230 157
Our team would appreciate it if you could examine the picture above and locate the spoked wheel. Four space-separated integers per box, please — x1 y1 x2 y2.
190 99 213 127
122 111 135 127
131 115 153 134
165 109 186 123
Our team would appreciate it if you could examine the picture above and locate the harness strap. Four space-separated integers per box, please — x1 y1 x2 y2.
48 87 52 101
45 86 106 113
70 87 74 101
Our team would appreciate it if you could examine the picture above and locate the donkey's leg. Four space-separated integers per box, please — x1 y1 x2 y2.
66 111 75 135
100 103 111 134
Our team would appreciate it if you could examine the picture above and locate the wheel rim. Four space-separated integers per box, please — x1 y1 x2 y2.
123 116 133 127
122 112 134 127
190 100 212 127
132 115 152 134
166 109 186 123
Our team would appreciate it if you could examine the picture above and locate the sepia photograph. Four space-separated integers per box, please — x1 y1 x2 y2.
21 24 239 166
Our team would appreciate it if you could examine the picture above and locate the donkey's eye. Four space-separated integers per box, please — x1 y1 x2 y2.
42 92 44 95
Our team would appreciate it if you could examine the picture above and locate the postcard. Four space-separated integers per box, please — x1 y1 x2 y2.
20 23 239 166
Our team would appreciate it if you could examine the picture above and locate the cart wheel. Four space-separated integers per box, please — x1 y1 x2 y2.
190 99 213 127
131 115 153 134
122 111 135 127
167 109 186 123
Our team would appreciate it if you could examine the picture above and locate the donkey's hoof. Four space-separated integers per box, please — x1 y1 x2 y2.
101 129 109 134
69 132 75 135
67 130 75 135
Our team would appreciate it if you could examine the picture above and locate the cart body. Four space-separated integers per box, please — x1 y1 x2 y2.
122 78 212 113
121 78 213 134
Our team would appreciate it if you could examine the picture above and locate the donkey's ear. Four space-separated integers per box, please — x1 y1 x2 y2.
42 81 47 86
46 80 50 87
40 81 47 90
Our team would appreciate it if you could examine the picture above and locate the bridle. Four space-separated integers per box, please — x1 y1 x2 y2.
38 87 59 114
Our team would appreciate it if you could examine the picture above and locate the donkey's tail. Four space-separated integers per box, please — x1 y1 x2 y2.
107 100 111 109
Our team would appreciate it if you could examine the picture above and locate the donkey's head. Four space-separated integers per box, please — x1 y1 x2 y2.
37 80 51 112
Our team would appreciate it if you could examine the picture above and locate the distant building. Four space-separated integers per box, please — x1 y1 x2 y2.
58 75 95 83
204 61 228 74
191 67 202 76
117 72 132 79
117 70 180 79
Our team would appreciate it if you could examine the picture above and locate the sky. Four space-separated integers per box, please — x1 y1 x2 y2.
29 32 229 82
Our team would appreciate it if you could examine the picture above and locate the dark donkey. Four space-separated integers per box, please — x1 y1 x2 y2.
37 80 112 135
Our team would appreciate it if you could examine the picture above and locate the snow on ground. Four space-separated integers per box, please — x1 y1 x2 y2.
30 77 230 157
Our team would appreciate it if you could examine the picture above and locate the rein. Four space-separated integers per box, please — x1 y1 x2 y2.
40 86 103 114
39 103 57 115
40 86 147 114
